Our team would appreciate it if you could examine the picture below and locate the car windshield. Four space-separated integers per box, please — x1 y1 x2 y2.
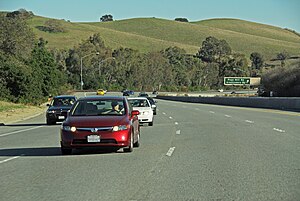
128 99 150 107
71 100 125 116
52 97 75 106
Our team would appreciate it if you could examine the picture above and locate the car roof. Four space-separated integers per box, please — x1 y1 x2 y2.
78 96 125 101
127 97 148 100
54 95 76 98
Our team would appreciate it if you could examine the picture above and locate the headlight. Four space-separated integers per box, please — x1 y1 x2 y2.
47 110 55 113
112 125 130 132
143 111 149 115
61 125 76 132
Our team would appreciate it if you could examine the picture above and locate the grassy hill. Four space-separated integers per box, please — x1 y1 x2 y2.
23 15 300 60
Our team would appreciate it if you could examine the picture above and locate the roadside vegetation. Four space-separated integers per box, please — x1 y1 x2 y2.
0 9 299 106
0 101 26 112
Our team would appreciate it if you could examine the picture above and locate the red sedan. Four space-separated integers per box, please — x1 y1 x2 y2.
60 96 140 154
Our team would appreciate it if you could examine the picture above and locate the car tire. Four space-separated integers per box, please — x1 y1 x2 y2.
61 147 72 155
124 133 133 152
46 119 55 125
134 133 140 148
149 121 153 126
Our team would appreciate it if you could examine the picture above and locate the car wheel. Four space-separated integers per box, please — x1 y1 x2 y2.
61 147 72 155
149 121 153 126
46 119 54 125
134 132 140 148
124 133 133 152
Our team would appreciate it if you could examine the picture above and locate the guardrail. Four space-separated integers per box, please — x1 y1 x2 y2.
156 95 300 111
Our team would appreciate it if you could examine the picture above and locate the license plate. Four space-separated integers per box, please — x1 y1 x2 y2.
87 135 100 142
58 116 65 120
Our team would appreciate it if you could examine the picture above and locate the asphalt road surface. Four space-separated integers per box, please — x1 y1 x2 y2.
1 92 299 201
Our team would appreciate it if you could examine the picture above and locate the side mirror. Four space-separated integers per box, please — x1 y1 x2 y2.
151 105 156 108
131 110 140 117
46 104 50 107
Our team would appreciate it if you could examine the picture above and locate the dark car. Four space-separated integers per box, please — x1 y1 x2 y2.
60 96 140 154
138 92 149 97
46 95 76 125
146 97 157 115
123 90 134 96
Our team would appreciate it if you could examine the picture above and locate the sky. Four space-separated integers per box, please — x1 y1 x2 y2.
1 0 300 32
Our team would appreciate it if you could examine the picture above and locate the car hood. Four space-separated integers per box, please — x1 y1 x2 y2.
65 115 128 127
48 106 72 110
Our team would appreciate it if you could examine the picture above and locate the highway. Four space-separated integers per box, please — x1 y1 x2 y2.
1 92 300 201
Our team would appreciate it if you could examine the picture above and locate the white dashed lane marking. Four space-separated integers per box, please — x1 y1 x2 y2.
176 130 181 135
245 120 254 124
0 155 22 164
166 147 176 156
273 128 286 133
225 115 232 118
175 122 178 125
169 117 173 119
209 111 215 114
0 126 44 137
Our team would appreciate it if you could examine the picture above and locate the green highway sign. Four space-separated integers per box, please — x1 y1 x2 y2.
224 77 251 85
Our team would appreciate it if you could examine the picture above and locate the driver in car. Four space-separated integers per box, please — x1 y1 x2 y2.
111 101 123 114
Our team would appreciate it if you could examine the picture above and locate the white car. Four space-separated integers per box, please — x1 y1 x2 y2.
128 97 154 126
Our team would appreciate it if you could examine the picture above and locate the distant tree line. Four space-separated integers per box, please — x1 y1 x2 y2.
1 9 299 105
175 18 189 22
36 19 66 33
100 14 113 22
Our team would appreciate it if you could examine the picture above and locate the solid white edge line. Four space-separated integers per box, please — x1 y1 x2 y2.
166 147 176 156
0 156 21 164
0 126 44 137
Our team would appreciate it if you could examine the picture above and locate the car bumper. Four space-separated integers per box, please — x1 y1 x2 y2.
137 114 153 123
60 129 131 148
46 113 67 122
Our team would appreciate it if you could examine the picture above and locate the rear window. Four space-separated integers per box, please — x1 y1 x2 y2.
52 97 76 106
128 99 150 107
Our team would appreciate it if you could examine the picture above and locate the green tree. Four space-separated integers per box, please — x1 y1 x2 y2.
100 14 113 22
277 51 290 67
175 18 189 22
0 15 35 59
66 33 111 90
197 36 231 63
6 8 34 19
250 52 264 70
29 38 65 98
41 19 66 33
